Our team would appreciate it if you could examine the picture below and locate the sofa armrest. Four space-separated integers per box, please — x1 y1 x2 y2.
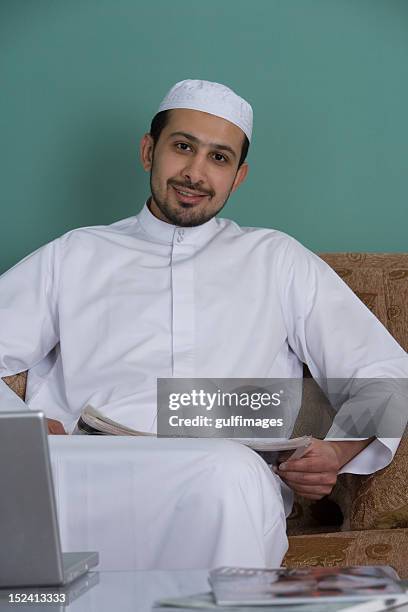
332 435 408 531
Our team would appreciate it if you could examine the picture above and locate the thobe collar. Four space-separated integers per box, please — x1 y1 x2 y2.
137 199 218 246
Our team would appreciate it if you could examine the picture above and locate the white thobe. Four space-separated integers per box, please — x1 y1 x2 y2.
1 202 407 570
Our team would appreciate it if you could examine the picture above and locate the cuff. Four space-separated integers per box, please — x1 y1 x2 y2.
337 438 400 475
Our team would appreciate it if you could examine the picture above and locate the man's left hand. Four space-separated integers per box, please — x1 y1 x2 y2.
276 439 341 500
276 437 374 500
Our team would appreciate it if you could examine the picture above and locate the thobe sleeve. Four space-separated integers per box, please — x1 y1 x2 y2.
278 237 408 475
0 240 60 411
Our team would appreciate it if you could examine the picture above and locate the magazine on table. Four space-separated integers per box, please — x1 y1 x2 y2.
72 404 312 456
207 565 404 607
154 591 408 611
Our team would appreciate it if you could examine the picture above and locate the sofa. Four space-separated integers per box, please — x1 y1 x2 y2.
282 253 408 578
3 253 408 576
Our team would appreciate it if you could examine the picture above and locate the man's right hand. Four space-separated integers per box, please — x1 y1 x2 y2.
47 418 67 435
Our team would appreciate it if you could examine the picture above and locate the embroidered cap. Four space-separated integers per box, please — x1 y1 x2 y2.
157 79 253 142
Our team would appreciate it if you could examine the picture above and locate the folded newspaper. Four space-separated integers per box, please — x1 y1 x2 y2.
73 405 312 456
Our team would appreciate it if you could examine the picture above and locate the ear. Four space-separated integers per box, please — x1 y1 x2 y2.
231 162 249 194
140 133 155 171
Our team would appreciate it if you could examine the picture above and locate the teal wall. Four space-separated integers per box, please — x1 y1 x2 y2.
1 0 407 273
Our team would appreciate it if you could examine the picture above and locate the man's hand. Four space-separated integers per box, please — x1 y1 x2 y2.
47 418 67 435
276 437 374 500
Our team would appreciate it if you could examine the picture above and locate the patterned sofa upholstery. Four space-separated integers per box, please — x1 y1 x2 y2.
2 253 408 576
283 253 408 578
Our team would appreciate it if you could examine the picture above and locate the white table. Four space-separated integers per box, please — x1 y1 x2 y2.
1 571 408 612
0 570 208 611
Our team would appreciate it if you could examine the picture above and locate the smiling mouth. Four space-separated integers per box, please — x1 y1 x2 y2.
172 185 209 204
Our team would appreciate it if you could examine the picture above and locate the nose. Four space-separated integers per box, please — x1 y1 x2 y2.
181 152 208 187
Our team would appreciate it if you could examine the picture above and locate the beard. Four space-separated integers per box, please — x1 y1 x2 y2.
148 161 235 227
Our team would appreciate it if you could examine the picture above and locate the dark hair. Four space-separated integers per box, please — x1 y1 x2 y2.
149 110 249 169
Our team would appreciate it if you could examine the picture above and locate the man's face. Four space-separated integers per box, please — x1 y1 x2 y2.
140 109 248 226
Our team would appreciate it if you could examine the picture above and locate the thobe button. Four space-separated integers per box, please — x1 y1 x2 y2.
176 229 185 243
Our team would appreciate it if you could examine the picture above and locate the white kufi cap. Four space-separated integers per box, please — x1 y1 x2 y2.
157 79 253 142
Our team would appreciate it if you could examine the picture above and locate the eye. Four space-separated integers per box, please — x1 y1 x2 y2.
174 143 228 164
175 142 192 152
212 152 228 163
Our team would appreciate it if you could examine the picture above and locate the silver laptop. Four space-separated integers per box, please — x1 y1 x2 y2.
0 411 99 588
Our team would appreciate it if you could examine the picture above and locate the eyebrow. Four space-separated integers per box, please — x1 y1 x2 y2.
168 131 237 160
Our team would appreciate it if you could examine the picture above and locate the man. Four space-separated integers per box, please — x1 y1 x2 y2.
1 80 407 568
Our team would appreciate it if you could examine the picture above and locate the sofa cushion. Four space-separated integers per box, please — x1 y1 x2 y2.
284 527 408 579
2 371 27 400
